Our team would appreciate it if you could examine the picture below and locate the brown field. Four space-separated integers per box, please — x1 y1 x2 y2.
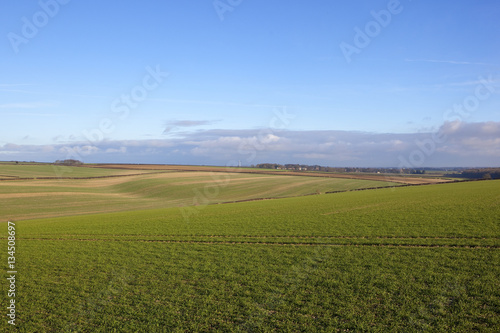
90 163 452 185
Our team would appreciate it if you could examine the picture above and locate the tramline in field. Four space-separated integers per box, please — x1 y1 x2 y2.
0 163 498 331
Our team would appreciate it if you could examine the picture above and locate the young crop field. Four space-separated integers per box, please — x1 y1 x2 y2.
1 178 499 331
0 168 400 221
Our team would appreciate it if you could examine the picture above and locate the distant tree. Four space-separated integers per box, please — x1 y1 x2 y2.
54 159 83 166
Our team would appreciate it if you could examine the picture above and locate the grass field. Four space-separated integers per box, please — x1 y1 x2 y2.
1 175 499 331
1 167 400 221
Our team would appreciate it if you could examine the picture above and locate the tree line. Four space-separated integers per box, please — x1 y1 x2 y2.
254 163 426 174
446 168 500 180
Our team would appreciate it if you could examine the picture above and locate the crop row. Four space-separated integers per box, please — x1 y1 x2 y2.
18 235 500 248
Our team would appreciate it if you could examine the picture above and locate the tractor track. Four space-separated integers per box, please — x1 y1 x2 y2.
21 234 500 240
15 237 500 248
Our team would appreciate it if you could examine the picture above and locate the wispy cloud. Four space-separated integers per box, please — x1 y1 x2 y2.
0 87 105 99
0 102 58 109
0 84 48 96
150 97 285 109
0 84 34 87
163 119 220 134
405 59 498 66
447 77 500 87
165 120 217 127
1 112 63 117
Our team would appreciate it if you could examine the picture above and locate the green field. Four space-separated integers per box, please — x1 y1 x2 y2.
0 168 399 221
1 175 499 331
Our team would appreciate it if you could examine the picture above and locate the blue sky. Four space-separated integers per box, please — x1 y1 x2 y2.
1 0 499 166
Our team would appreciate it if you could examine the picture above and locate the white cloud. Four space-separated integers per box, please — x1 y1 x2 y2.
293 153 332 160
1 121 499 166
105 147 127 153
